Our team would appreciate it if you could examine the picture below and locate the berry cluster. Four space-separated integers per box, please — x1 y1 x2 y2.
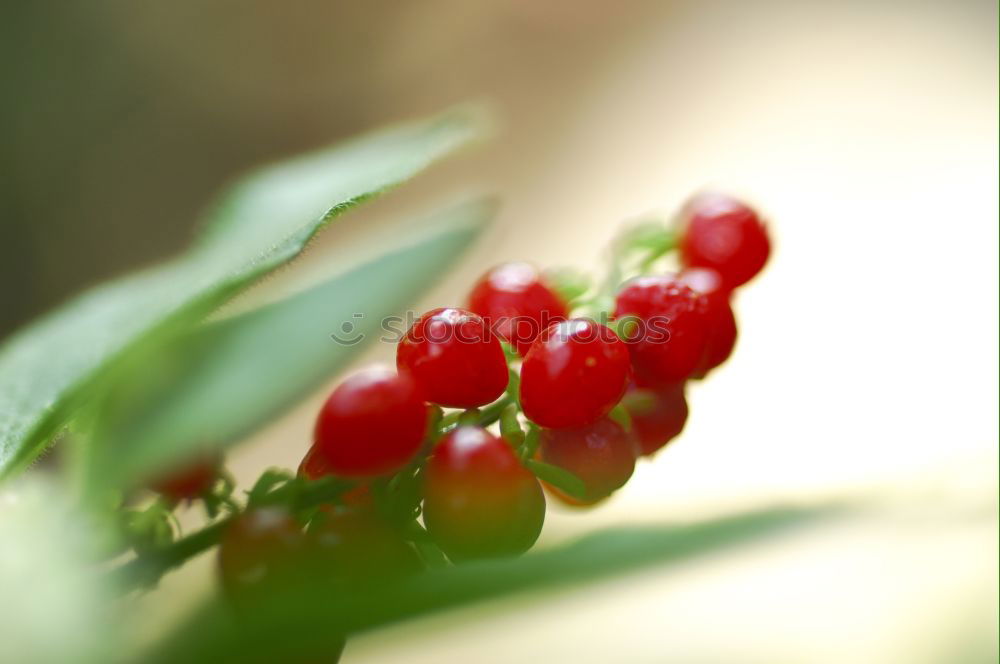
149 193 770 596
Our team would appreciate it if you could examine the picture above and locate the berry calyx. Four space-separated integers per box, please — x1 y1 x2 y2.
539 418 638 506
422 426 545 561
297 444 331 480
467 262 569 356
677 267 738 376
397 307 509 408
297 449 375 510
313 368 429 478
679 193 770 288
218 507 306 598
519 319 631 429
150 453 221 502
623 382 688 456
614 276 709 386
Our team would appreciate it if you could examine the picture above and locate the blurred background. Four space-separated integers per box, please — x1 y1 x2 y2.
3 1 997 662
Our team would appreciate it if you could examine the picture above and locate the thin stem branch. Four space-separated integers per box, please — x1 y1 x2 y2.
111 477 352 592
112 345 519 592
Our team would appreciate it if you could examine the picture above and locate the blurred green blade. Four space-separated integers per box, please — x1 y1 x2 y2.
0 479 112 664
90 199 495 490
141 504 843 663
0 106 487 478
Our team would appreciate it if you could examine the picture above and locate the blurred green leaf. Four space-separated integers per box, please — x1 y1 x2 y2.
544 266 592 304
88 200 495 490
140 504 843 663
0 106 488 478
0 479 113 664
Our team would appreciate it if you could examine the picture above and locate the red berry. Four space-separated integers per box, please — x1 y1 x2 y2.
519 319 631 429
313 368 429 478
218 507 306 597
679 193 770 288
677 267 738 376
397 307 509 408
624 382 688 456
539 418 638 506
614 276 709 386
306 509 421 584
423 426 545 560
150 454 221 502
467 262 569 356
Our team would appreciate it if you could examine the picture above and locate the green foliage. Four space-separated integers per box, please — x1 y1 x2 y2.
0 479 113 664
87 200 494 491
140 504 842 663
0 106 488 478
0 105 872 664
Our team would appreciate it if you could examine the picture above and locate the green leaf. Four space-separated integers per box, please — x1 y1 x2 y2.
0 106 488 478
524 459 587 499
88 199 495 490
139 504 843 663
0 479 113 663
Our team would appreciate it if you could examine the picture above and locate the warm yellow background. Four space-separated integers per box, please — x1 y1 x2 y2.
131 2 998 662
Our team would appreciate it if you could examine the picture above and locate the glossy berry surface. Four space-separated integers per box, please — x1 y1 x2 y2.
467 262 569 356
519 319 631 429
539 418 638 505
422 426 545 561
150 454 220 502
313 368 428 478
679 193 770 288
623 382 689 456
218 507 306 597
397 307 509 408
677 267 738 376
306 509 421 584
614 276 709 386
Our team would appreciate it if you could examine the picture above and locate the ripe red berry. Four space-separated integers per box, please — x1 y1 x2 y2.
422 426 545 560
539 418 638 506
150 454 221 502
623 382 688 456
519 319 631 429
397 307 509 408
306 509 421 584
313 368 429 478
677 267 738 376
679 193 770 288
614 276 709 386
467 262 569 356
218 507 306 597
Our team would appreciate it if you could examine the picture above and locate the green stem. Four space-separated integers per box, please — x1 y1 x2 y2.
111 477 353 592
637 229 677 271
112 349 520 592
475 392 514 427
